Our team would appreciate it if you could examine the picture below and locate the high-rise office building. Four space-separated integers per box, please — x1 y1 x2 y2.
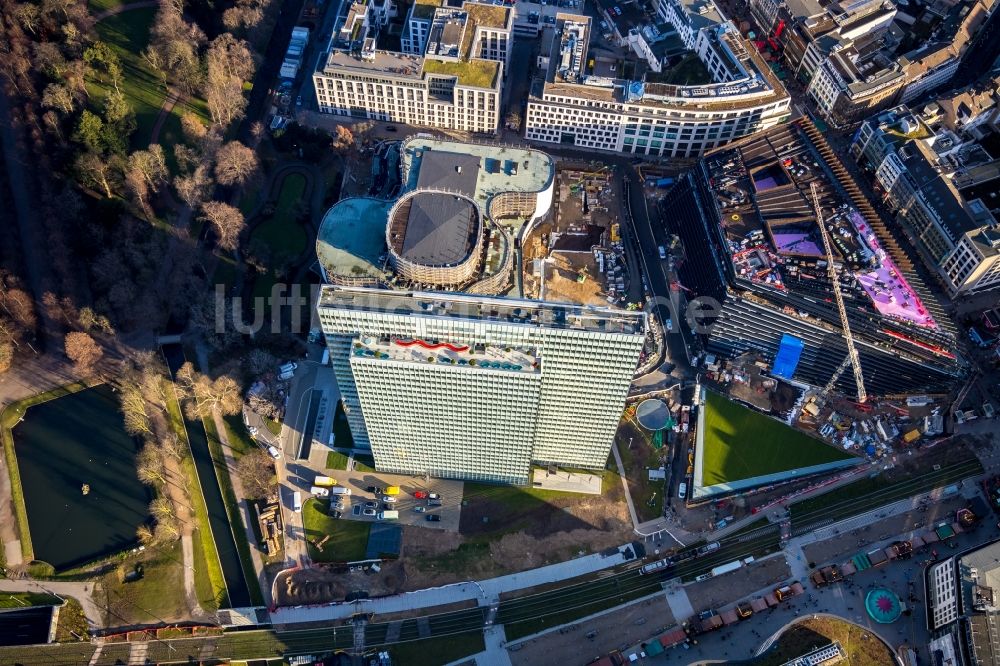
317 288 646 484
314 139 646 485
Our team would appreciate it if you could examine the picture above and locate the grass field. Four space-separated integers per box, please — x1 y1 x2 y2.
89 8 164 149
302 499 371 562
201 415 265 606
752 616 894 666
387 632 485 665
326 451 349 470
249 173 309 260
700 391 854 486
165 387 227 610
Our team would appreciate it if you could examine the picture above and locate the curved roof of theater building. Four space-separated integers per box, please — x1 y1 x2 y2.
386 189 482 269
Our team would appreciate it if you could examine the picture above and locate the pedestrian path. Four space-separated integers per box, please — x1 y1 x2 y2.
270 547 632 624
664 584 693 621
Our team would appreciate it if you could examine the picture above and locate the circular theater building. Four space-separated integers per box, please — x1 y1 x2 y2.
386 190 483 287
316 137 555 295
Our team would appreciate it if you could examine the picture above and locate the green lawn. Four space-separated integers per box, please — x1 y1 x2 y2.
387 632 485 666
249 173 309 259
0 592 62 609
326 451 349 470
165 386 227 610
264 418 282 437
700 390 854 486
222 414 257 457
353 454 376 473
97 541 189 625
90 8 165 149
201 415 265 606
301 498 370 562
616 433 663 523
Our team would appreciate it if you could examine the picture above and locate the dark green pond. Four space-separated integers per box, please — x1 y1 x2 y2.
12 385 151 570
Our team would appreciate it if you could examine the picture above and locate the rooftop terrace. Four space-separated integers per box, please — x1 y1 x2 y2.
321 286 647 335
317 198 390 282
422 57 499 88
351 335 540 373
401 138 554 210
701 122 938 330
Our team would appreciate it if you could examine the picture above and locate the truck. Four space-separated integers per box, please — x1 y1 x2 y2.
330 486 352 496
377 510 399 521
313 476 336 487
384 486 401 496
293 491 302 513
774 585 793 601
710 560 743 577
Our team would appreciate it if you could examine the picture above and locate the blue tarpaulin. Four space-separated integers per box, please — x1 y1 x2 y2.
772 334 804 379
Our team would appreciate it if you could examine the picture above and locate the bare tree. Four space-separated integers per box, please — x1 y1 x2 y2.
199 201 245 251
247 392 281 421
128 145 168 193
41 83 74 114
214 140 259 187
64 331 102 374
174 164 213 208
136 443 167 486
236 449 276 500
76 151 121 198
149 497 174 522
243 348 278 377
175 362 243 419
204 35 254 126
120 380 152 437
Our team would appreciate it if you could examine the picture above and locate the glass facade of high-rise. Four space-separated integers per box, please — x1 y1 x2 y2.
317 287 646 485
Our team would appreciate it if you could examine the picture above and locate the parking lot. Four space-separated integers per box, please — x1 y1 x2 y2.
299 467 464 533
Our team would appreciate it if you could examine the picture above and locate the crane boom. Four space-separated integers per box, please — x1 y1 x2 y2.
810 183 867 403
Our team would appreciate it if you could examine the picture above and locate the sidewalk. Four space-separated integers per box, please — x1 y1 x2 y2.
270 546 634 624
0 579 102 627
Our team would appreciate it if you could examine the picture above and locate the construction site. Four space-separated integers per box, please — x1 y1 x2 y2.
522 166 636 308
657 118 972 504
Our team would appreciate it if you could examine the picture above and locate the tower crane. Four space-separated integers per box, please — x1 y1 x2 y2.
810 182 867 404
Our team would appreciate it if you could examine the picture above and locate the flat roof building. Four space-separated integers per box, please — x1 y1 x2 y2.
313 0 511 134
524 2 791 158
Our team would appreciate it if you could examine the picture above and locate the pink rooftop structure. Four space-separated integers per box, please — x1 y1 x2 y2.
848 210 937 330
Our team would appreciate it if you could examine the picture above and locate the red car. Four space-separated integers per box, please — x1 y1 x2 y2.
413 491 428 499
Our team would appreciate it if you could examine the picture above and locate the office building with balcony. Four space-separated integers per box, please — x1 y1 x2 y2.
313 0 511 135
663 118 963 396
748 0 993 127
523 3 791 158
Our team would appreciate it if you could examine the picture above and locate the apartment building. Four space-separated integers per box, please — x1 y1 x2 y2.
317 289 646 484
851 97 1000 296
313 0 511 134
749 0 991 126
524 3 790 158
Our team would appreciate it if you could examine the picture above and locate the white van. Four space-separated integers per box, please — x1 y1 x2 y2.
279 362 298 374
678 482 687 500
330 486 352 496
310 486 330 497
292 491 303 512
